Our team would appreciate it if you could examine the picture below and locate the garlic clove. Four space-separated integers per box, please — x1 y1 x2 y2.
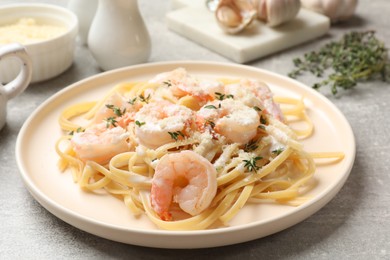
215 0 257 34
301 0 358 23
255 0 301 27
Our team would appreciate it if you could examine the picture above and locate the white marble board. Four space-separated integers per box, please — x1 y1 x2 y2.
167 0 330 63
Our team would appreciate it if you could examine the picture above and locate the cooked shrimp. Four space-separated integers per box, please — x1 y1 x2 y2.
225 79 285 122
134 100 195 149
151 150 218 220
196 99 260 144
71 123 130 164
149 68 223 103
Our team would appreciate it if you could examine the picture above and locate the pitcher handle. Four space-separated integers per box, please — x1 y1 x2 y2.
0 43 32 99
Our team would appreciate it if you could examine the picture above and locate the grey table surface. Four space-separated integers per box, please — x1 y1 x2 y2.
1 0 389 259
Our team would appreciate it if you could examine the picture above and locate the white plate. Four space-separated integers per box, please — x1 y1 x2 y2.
16 61 355 249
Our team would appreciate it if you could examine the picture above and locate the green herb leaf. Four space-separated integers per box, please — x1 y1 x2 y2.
260 116 267 125
272 148 284 156
128 97 137 105
253 106 262 112
168 131 185 141
244 139 258 152
215 92 234 100
204 105 218 109
135 120 145 127
139 94 151 103
105 117 118 127
205 119 215 129
163 80 172 87
289 30 390 95
105 104 125 117
69 127 84 135
243 156 262 173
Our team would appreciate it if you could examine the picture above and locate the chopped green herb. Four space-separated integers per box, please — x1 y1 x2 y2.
168 131 185 141
105 117 118 127
244 139 258 152
128 97 137 105
204 105 218 109
253 106 262 112
163 80 172 87
289 30 390 95
135 120 146 127
243 156 262 173
205 119 215 129
260 116 267 125
105 104 126 117
139 94 151 103
272 148 284 156
68 127 84 135
214 92 234 100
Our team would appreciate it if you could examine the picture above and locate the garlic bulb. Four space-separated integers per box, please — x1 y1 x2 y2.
215 0 257 34
253 0 301 27
301 0 358 23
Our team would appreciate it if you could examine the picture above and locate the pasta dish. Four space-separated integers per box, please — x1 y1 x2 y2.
56 68 343 230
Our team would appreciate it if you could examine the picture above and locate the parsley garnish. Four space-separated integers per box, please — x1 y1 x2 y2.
168 131 185 141
253 106 262 112
243 156 262 173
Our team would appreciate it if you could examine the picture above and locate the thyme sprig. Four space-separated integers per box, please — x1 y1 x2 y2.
243 156 262 173
139 94 151 103
105 104 126 117
272 148 284 156
289 31 390 95
105 117 118 127
215 92 234 100
163 80 172 87
68 127 84 135
168 131 185 141
128 97 137 105
244 139 258 152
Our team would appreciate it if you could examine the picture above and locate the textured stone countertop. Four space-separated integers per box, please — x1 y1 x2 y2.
1 0 389 259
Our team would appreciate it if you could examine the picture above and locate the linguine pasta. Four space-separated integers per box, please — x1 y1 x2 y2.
55 68 344 230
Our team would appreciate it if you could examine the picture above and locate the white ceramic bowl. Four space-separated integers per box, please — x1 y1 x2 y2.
0 4 78 83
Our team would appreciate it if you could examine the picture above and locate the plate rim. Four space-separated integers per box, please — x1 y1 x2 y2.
15 60 356 248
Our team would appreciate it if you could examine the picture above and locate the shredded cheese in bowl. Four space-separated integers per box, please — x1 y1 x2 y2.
0 18 67 44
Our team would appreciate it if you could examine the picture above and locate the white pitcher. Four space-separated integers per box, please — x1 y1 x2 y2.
67 0 98 45
0 43 32 130
88 0 151 71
